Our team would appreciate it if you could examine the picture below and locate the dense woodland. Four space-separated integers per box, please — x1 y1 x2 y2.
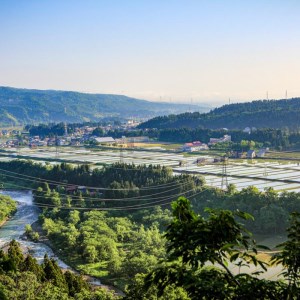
0 160 197 209
138 98 300 130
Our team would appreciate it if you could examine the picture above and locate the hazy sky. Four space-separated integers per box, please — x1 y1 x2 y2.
1 1 300 104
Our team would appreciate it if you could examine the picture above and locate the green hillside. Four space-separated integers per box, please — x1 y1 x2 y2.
0 87 208 125
138 98 300 129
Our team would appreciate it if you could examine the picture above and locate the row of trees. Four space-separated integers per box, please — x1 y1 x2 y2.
0 160 196 191
0 160 198 210
25 120 122 137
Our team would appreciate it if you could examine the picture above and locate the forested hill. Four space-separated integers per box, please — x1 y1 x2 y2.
0 87 208 125
138 98 300 130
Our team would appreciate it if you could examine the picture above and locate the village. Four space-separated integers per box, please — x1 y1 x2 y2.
0 125 269 161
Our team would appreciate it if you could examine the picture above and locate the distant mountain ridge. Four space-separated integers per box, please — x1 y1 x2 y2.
0 87 209 125
138 98 300 130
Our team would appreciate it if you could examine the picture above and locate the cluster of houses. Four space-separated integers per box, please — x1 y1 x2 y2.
208 134 232 145
243 127 257 134
0 129 21 137
0 126 270 161
182 135 231 152
72 120 141 135
29 136 74 148
94 136 150 147
181 134 269 160
231 148 269 159
182 141 209 152
27 134 151 149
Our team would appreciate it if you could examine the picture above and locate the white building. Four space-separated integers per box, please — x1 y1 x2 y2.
243 127 251 134
95 137 115 144
182 141 209 152
209 135 231 145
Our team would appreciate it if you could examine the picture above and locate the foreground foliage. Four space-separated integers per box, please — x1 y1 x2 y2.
126 197 300 299
0 240 118 300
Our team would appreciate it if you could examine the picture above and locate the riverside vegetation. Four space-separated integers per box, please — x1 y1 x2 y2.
0 195 16 224
2 161 300 298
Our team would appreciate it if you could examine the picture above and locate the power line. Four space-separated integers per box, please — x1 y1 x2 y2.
2 176 197 202
0 167 194 191
25 186 210 211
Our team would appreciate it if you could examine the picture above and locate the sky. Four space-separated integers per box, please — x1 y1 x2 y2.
0 0 300 105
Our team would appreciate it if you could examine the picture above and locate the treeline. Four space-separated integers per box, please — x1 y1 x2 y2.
25 123 71 137
157 128 293 148
138 97 300 130
25 120 122 137
191 185 300 235
0 160 199 209
94 127 296 149
0 195 16 223
0 240 117 299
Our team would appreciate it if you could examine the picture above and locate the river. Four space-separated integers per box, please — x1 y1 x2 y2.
0 190 71 268
0 190 103 286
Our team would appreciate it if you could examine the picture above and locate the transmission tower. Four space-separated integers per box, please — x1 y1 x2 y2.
221 156 229 189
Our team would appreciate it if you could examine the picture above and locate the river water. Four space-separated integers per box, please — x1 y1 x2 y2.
0 190 103 286
0 190 70 268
